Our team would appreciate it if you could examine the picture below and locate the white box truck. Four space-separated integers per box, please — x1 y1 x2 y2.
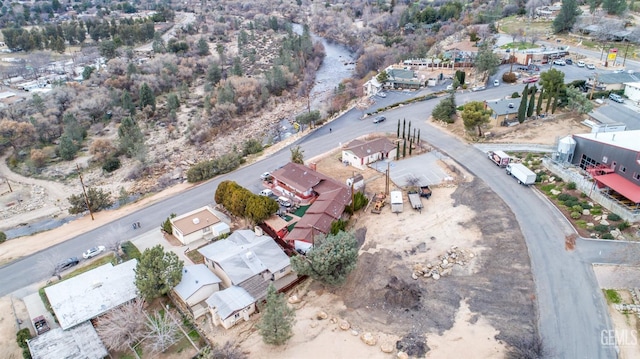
487 150 510 167
506 163 536 185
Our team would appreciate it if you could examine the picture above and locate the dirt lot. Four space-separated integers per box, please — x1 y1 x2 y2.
0 112 595 357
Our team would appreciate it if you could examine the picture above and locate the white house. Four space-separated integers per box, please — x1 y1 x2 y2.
624 82 640 103
342 137 397 170
205 286 256 329
173 264 222 318
170 206 230 245
363 77 382 97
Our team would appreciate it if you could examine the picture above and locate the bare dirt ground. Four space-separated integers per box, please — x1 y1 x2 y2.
0 110 588 357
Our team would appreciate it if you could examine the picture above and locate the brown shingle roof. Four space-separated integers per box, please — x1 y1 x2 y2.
172 207 221 236
271 162 324 193
344 137 396 158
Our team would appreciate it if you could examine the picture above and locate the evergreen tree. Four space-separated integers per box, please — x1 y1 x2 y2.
518 84 529 123
196 37 209 56
402 139 407 157
432 92 456 123
256 284 295 346
527 86 536 118
135 245 183 301
536 88 544 116
396 142 400 160
118 117 145 158
57 134 78 160
402 118 406 139
602 0 627 15
397 119 400 138
166 93 180 111
121 90 135 115
553 0 582 33
232 57 243 76
290 231 358 286
290 145 304 164
139 82 156 111
207 63 222 86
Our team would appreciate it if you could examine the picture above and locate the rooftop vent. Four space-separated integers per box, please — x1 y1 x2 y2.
246 251 254 260
193 218 200 224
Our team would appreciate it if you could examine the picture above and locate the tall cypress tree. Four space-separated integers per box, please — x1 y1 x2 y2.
536 88 544 116
397 119 400 138
527 86 536 118
518 84 529 123
402 139 406 157
402 118 406 139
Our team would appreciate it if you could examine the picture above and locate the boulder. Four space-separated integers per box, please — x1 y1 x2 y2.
330 317 338 324
442 259 449 266
441 268 453 277
583 209 590 215
432 272 441 280
340 320 351 330
586 222 594 227
288 295 302 304
600 219 610 226
316 311 328 320
380 343 394 353
361 332 377 346
411 272 419 280
351 330 359 336
397 352 409 359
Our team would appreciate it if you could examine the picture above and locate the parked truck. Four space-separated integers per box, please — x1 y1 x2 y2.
487 150 511 167
419 185 432 199
33 316 50 335
506 163 536 185
408 192 423 212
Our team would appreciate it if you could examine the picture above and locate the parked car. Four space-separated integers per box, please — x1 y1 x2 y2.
565 59 573 65
493 79 500 86
471 85 486 91
609 93 624 103
55 257 80 273
376 92 387 98
260 172 272 181
553 59 566 66
82 246 105 259
277 196 292 207
373 115 386 124
577 61 585 67
523 77 539 84
586 64 596 70
259 189 276 199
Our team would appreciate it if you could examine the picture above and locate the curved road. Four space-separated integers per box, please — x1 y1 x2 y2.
1 89 628 357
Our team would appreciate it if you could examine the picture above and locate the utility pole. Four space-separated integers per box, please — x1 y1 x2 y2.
4 177 12 192
385 162 390 195
77 163 94 221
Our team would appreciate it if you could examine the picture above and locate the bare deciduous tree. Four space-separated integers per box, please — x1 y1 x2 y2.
96 300 147 352
143 310 180 354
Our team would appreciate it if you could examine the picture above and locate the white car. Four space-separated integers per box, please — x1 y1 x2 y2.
576 61 585 67
260 172 272 181
493 79 500 86
586 64 596 70
553 59 566 66
82 246 105 259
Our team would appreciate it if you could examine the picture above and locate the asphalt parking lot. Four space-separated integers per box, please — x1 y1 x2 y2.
369 150 451 187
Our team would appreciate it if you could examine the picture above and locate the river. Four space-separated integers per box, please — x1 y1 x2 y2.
292 23 356 110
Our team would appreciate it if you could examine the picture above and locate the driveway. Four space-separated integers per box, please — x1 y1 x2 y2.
369 150 451 187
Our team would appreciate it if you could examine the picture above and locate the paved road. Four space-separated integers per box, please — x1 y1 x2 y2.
0 87 627 357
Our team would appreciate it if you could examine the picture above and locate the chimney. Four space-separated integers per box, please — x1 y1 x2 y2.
309 162 317 171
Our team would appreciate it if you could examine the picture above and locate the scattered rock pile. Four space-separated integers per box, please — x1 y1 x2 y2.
411 245 475 281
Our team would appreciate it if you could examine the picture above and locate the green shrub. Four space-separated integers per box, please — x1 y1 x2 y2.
557 193 576 202
564 200 579 208
566 182 577 190
570 211 581 219
590 207 603 215
511 91 520 98
16 328 32 348
502 72 517 83
0 231 6 243
607 213 622 221
601 233 614 240
618 221 630 230
572 205 583 212
186 153 245 183
102 156 121 172
580 192 587 198
576 220 587 228
604 289 622 304
540 184 556 193
594 224 609 233
242 138 263 156
579 201 592 209
345 192 368 214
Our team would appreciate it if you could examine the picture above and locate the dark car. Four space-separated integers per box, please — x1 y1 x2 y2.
55 257 79 273
373 116 386 124
565 59 573 65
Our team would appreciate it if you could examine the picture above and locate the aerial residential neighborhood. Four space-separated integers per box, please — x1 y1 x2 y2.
1 0 640 358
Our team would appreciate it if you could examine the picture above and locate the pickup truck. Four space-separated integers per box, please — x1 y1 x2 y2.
33 316 50 335
419 185 432 199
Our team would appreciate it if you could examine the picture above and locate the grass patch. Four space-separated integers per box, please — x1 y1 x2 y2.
603 289 622 304
65 254 115 279
499 16 552 36
186 250 204 264
121 241 141 260
501 42 539 50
